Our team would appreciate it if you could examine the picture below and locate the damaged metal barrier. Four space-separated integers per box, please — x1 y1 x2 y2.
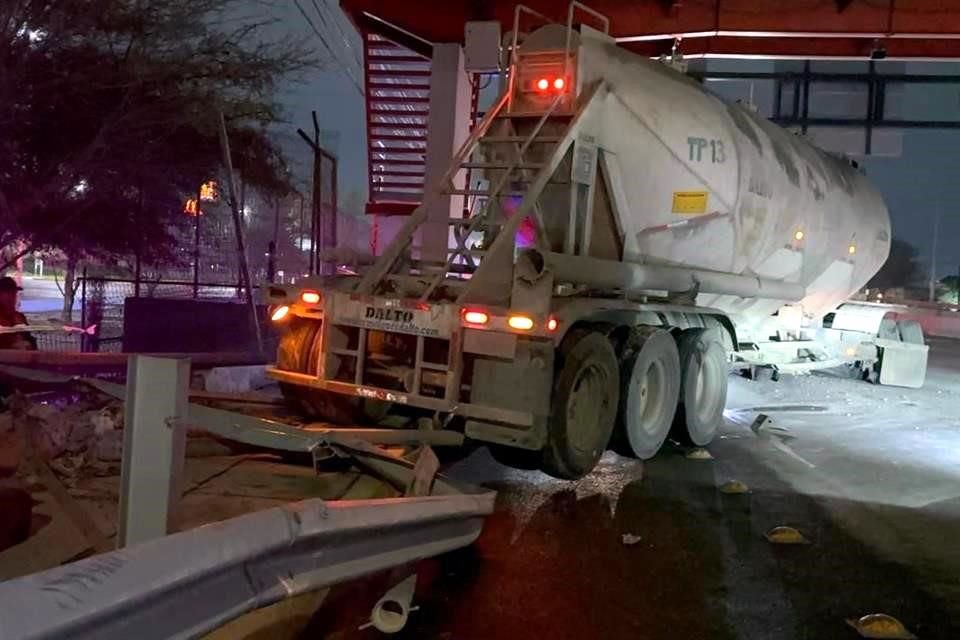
0 360 495 640
0 491 494 640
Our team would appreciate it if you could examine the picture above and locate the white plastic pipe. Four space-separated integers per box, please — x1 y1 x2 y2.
369 574 418 634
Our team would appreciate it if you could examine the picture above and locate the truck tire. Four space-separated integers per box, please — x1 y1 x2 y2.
276 318 363 424
616 327 681 459
541 329 620 480
672 328 727 447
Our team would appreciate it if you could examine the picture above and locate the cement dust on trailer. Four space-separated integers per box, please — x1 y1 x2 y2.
267 1 928 480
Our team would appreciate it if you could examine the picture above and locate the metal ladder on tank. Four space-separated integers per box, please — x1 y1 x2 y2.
354 2 610 304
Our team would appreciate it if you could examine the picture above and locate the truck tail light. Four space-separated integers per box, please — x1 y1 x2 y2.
463 310 489 325
271 305 290 322
546 317 559 332
507 315 534 331
301 290 320 304
534 77 566 93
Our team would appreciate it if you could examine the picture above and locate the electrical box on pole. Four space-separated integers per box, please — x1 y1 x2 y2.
464 21 501 72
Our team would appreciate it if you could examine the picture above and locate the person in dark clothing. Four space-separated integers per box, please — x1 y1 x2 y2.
0 277 36 350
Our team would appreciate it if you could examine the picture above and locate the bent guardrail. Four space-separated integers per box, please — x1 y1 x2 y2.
0 491 495 640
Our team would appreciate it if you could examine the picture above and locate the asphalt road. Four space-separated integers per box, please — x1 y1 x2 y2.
307 337 960 639
16 276 75 314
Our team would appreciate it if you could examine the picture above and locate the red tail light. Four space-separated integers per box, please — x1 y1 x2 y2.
553 77 565 90
535 77 549 91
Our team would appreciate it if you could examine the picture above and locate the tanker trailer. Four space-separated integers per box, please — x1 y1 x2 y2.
266 3 928 480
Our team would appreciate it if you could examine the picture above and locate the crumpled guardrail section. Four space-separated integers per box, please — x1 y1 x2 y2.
0 363 495 640
0 491 495 640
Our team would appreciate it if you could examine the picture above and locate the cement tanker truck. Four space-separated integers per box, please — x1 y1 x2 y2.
266 3 928 479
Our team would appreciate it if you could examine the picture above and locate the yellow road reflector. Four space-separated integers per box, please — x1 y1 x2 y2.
685 448 714 460
846 614 916 639
765 525 811 545
720 480 749 494
672 190 709 215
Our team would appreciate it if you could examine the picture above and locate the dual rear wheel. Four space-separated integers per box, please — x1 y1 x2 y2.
539 325 727 479
276 318 390 424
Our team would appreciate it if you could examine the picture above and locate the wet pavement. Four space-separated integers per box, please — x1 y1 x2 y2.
308 338 960 639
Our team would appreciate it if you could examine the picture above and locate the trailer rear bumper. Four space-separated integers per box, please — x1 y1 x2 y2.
266 367 538 429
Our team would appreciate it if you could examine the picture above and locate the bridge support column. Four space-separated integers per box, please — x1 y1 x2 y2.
421 43 472 264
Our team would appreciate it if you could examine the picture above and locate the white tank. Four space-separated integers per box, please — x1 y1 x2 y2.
524 27 891 332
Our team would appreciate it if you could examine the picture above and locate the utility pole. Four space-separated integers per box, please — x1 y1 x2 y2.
267 196 280 282
298 194 305 254
296 110 338 276
193 182 203 299
929 201 941 302
217 110 263 355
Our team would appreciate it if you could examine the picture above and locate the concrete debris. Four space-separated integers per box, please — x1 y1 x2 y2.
65 412 94 454
203 366 270 394
48 453 87 480
765 525 811 545
621 533 643 545
0 391 213 486
685 448 714 460
750 414 795 440
719 480 750 494
91 406 122 435
846 613 917 639
94 430 124 462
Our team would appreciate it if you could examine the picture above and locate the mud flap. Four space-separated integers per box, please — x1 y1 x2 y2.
876 340 928 388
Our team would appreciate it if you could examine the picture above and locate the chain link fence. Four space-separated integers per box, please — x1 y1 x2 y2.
75 276 260 353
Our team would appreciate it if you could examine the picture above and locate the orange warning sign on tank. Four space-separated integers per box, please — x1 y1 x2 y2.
672 191 708 215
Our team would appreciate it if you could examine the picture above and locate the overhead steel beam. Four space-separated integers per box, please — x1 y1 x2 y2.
340 0 960 59
629 36 960 61
690 72 960 84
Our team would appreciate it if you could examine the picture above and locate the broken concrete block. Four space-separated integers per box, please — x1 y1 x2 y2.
94 429 124 462
204 366 269 394
65 415 95 454
27 412 70 461
91 406 122 435
25 403 58 423
48 453 87 479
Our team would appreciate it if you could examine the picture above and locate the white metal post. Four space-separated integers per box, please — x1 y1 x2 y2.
118 356 190 547
421 43 472 263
